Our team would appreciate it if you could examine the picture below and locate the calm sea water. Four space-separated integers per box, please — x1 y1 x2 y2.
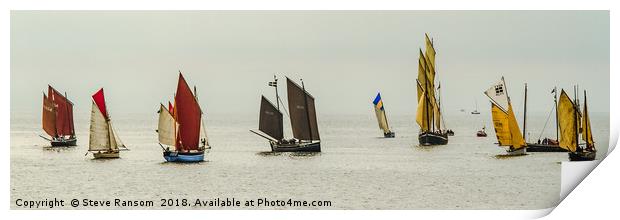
10 111 609 209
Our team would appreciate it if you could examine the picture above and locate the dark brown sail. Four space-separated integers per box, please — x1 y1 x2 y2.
286 78 320 141
258 96 284 140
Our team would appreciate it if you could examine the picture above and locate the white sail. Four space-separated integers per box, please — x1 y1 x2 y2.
158 104 176 146
200 117 209 148
484 77 510 113
108 120 125 150
108 123 118 150
89 101 111 151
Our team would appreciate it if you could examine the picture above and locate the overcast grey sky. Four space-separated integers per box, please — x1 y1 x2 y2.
11 11 609 116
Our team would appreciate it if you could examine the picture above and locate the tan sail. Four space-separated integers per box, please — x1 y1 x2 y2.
157 104 177 146
581 92 594 148
417 54 427 102
89 101 111 151
417 40 440 132
558 90 578 152
374 105 390 133
424 33 436 73
416 91 429 131
199 117 209 148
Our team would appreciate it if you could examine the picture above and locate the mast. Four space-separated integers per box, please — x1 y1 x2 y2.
438 82 442 131
523 83 527 142
573 86 579 152
383 98 391 131
584 90 588 149
424 72 431 132
65 92 74 136
554 86 559 141
273 75 279 110
301 79 313 141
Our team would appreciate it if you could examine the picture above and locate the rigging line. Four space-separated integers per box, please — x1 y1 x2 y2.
537 104 556 141
278 96 291 119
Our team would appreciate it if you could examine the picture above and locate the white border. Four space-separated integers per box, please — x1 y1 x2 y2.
2 0 616 219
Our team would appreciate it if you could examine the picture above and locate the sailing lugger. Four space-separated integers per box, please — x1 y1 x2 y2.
484 77 527 156
41 85 76 147
250 75 321 152
372 92 395 138
416 33 448 145
557 88 597 161
88 88 128 158
524 85 567 152
157 72 209 162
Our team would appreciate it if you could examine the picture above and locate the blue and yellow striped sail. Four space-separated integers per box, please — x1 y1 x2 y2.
373 93 384 110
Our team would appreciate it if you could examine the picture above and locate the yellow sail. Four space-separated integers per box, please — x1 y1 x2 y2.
490 103 525 149
425 33 436 71
434 99 441 130
417 55 427 102
581 93 594 147
506 103 525 148
558 90 578 152
416 91 429 131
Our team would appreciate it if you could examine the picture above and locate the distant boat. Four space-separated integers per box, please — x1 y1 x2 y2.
372 92 395 138
250 76 321 152
525 86 567 152
40 85 76 147
476 126 487 137
87 88 128 158
557 88 596 161
483 77 526 155
157 72 209 162
415 33 448 145
471 100 481 114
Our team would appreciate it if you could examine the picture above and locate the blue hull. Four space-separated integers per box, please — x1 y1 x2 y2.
163 151 204 163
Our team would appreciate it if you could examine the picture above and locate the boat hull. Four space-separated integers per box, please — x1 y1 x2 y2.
50 137 77 147
163 151 205 163
568 150 596 161
384 132 395 138
418 132 448 146
526 143 568 152
476 131 487 137
93 151 120 159
506 147 526 156
271 141 321 152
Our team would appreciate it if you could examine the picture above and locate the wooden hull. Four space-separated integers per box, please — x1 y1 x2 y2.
569 150 596 161
163 150 204 163
50 137 77 147
526 143 568 152
476 131 487 137
383 132 395 138
93 151 120 159
418 132 448 146
271 141 321 152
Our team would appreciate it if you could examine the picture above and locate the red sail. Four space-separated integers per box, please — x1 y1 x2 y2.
168 101 174 114
48 86 75 136
92 88 108 119
174 73 202 151
42 94 57 137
